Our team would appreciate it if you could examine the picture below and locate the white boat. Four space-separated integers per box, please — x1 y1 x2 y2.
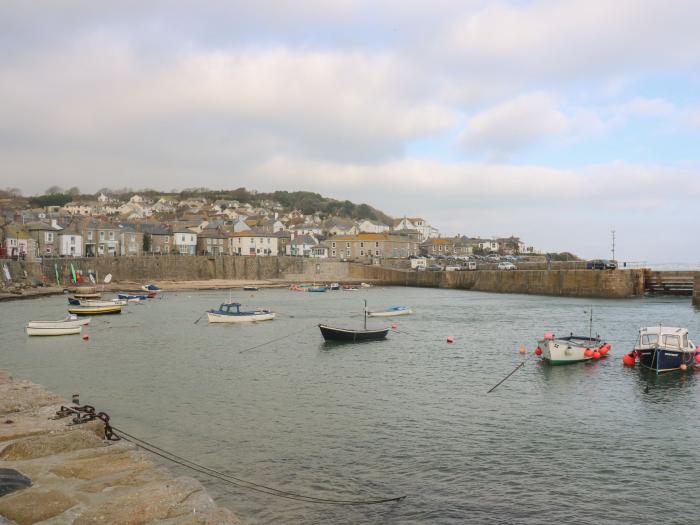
206 302 275 323
26 316 90 329
26 325 82 336
538 334 604 365
367 306 412 317
360 282 372 288
68 304 123 315
70 298 128 307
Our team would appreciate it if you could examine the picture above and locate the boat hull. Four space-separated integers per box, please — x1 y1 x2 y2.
26 326 82 336
538 337 602 365
638 348 695 372
68 305 122 315
27 317 90 329
319 324 389 342
368 308 412 317
207 312 275 323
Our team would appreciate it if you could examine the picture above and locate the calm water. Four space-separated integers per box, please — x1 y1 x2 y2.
1 288 699 525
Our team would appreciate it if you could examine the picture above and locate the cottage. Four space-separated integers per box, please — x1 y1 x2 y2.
1 222 29 259
118 224 144 256
79 219 121 257
230 231 278 256
138 223 172 254
421 238 456 256
327 233 417 260
172 228 198 255
356 219 389 234
26 220 62 257
57 225 83 257
197 228 230 256
286 234 319 257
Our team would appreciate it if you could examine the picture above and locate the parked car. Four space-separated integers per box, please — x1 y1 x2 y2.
497 262 517 270
466 261 477 271
427 264 443 272
586 259 617 270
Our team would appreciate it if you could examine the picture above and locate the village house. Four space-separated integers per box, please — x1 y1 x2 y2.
1 222 29 259
57 224 83 257
79 219 121 257
273 231 291 256
421 238 456 257
327 222 358 236
258 217 285 234
356 219 390 234
327 233 417 260
172 227 198 255
232 216 251 232
497 236 526 255
310 245 329 258
62 202 94 216
118 224 143 256
26 220 62 257
290 224 323 237
138 223 172 254
229 231 278 256
286 234 319 257
197 228 230 256
393 217 439 241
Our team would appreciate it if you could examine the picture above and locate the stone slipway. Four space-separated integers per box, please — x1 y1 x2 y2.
0 370 240 525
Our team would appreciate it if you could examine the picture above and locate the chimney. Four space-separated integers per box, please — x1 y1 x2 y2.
51 219 58 228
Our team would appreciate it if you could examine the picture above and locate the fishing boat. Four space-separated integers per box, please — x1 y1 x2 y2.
319 300 389 342
634 326 697 373
537 309 606 365
68 304 123 316
367 306 412 317
329 283 341 291
141 283 161 291
342 284 359 291
308 286 327 292
243 285 259 291
26 316 90 329
206 302 275 323
26 325 82 336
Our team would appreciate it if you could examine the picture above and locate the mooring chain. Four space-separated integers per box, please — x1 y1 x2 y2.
53 404 120 441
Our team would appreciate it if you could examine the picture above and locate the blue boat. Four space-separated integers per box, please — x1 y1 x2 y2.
367 306 412 317
308 286 327 292
117 292 148 301
635 326 697 373
141 283 161 291
206 302 275 323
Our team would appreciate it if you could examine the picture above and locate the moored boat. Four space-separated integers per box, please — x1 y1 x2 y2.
141 283 161 291
537 333 605 365
68 304 123 315
308 286 327 292
243 285 259 291
319 300 389 342
26 316 90 329
68 298 127 307
634 326 697 373
26 325 82 336
117 292 148 301
329 283 341 290
368 306 412 317
206 302 275 323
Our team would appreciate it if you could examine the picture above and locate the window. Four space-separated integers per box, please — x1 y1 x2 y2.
346 250 350 256
332 250 336 257
190 236 194 242
376 250 380 256
376 242 379 247
70 236 75 244
332 242 336 248
662 335 680 348
109 231 114 240
131 235 135 242
99 231 105 241
682 334 688 348
87 231 93 241
360 250 364 256
46 232 54 242
360 242 364 248
164 237 169 243
346 243 350 248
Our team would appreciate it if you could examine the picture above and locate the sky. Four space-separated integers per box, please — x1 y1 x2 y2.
1 0 699 262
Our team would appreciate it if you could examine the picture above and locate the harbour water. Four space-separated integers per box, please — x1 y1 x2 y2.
1 288 699 524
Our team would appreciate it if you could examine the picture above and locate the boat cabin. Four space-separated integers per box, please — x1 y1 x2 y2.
215 303 243 315
637 326 694 352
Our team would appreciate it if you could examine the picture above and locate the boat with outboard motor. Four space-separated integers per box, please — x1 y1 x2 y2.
206 302 275 323
319 300 389 342
368 306 412 317
633 326 697 373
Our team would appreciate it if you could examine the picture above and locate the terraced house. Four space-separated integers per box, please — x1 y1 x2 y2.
79 219 121 257
230 231 278 256
327 233 418 260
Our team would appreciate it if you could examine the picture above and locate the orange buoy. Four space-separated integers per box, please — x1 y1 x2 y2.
622 354 635 367
695 353 700 364
391 324 398 330
593 351 601 359
535 347 542 356
584 348 593 358
519 345 526 354
599 346 609 356
446 336 454 343
82 335 89 341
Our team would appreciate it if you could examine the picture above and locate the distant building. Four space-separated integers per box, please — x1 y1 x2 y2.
327 233 418 260
286 234 319 257
57 225 83 257
230 231 278 256
172 228 198 255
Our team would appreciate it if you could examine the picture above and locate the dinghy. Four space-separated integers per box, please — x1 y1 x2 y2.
141 283 161 291
367 306 412 317
68 298 127 307
319 300 389 342
26 325 82 336
26 316 90 329
537 309 606 365
207 302 275 323
68 304 122 316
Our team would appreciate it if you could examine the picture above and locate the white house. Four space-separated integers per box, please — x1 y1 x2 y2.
172 228 197 255
291 224 323 237
393 217 438 241
357 219 389 234
58 228 83 257
63 202 94 216
286 234 318 257
230 231 278 256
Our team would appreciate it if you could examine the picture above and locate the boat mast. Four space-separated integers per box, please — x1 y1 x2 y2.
589 308 593 342
364 299 367 330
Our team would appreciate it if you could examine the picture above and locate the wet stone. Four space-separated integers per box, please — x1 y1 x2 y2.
0 488 78 525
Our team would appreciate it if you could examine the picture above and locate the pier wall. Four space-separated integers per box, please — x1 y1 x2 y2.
694 273 700 306
349 266 646 298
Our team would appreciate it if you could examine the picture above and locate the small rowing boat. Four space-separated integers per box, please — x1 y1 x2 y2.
68 304 123 316
117 292 148 301
141 283 161 291
26 325 82 336
367 306 412 317
243 286 259 291
68 298 127 307
207 302 275 323
26 316 90 329
319 300 389 342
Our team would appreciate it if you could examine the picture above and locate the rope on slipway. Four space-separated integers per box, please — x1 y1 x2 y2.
111 425 406 506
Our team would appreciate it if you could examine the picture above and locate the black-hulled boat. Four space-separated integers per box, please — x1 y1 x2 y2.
318 300 389 342
635 326 697 373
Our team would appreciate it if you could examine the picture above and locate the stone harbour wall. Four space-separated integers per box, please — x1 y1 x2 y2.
0 370 240 524
694 273 700 306
350 266 646 298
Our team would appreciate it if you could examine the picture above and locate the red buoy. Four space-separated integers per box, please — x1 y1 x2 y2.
391 324 398 330
82 335 89 341
599 346 609 356
584 348 593 358
622 354 635 367
593 351 601 359
695 353 700 364
446 336 454 343
535 347 542 356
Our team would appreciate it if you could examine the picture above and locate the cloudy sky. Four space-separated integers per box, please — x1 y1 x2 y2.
2 1 699 262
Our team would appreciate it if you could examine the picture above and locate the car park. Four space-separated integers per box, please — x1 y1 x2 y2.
497 262 517 270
